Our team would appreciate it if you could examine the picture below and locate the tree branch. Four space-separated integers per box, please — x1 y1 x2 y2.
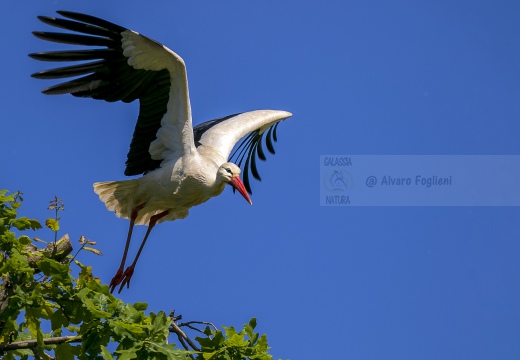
180 320 218 334
0 335 81 352
26 234 73 268
169 311 200 359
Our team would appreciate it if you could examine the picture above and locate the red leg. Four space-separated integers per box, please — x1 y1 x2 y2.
109 203 145 293
118 210 170 293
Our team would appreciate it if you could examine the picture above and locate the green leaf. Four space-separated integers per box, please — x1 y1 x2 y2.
54 343 76 360
256 334 269 352
77 262 94 287
0 189 9 199
67 326 81 333
115 347 138 360
196 330 225 352
100 345 115 360
152 343 190 360
223 325 237 338
50 308 69 331
150 311 170 341
244 318 257 342
78 292 112 319
11 217 42 231
45 218 59 232
202 351 217 360
0 248 33 278
226 333 247 347
26 308 45 353
133 302 148 311
26 309 41 337
37 258 71 285
112 321 149 338
18 235 32 246
82 326 103 354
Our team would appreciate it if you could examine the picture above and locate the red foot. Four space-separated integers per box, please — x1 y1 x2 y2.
109 268 124 293
117 265 135 293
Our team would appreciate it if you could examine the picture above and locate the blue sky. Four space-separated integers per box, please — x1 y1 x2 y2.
2 1 520 359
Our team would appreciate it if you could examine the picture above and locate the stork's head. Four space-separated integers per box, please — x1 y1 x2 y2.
218 162 252 205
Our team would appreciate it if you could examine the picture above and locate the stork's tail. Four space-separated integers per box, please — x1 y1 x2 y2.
93 180 139 220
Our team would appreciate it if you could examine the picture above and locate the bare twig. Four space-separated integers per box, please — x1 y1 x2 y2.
180 320 218 335
170 319 200 351
168 311 200 360
177 336 191 355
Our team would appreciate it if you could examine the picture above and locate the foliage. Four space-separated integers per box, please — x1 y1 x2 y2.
0 190 275 360
196 319 271 360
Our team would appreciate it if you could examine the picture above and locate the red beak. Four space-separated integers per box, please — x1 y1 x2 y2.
229 176 253 205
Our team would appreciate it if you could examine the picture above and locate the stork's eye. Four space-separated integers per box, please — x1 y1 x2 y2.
225 168 232 174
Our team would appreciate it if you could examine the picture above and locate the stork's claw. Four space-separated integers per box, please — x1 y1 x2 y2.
109 268 124 293
117 265 135 293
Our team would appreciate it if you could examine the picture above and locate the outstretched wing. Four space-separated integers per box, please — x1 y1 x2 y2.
194 110 293 194
30 11 195 176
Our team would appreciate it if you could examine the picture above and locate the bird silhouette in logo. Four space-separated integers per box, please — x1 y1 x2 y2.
329 170 349 192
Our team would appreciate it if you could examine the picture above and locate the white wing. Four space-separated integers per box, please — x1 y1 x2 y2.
194 110 293 193
197 110 292 161
121 30 195 164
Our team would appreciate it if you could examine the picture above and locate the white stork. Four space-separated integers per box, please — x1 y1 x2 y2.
30 11 293 293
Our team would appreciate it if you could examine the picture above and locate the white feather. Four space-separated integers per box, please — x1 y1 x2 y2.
121 30 195 164
197 110 292 160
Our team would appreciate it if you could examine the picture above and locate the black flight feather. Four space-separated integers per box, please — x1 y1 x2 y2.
30 11 171 176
